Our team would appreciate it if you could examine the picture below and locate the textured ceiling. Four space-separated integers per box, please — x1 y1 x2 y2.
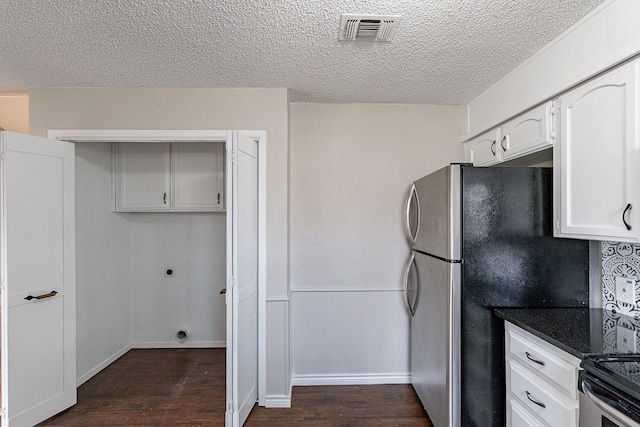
0 0 606 104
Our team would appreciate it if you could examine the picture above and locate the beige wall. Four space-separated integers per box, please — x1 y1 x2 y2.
289 103 467 292
0 93 28 133
29 88 289 298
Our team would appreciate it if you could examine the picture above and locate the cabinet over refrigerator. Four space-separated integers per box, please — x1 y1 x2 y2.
403 164 590 426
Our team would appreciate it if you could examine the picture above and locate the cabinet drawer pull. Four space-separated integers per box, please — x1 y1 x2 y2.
490 141 496 156
525 391 546 408
623 203 632 231
525 351 545 366
25 290 58 301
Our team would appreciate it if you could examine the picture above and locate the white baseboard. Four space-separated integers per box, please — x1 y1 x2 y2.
292 373 411 386
131 340 226 349
77 344 132 387
265 394 292 408
265 382 292 408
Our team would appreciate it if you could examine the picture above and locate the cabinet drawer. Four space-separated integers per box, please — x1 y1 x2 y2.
507 329 578 398
508 397 545 427
508 361 577 427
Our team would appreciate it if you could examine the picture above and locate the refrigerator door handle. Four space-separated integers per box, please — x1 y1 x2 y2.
404 253 417 316
405 184 420 244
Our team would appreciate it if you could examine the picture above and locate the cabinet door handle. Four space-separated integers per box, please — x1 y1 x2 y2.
526 391 546 408
500 134 509 152
525 351 545 366
25 290 58 301
163 192 167 204
490 141 496 156
623 203 632 231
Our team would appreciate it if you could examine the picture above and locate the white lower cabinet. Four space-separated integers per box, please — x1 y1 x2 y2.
505 322 581 427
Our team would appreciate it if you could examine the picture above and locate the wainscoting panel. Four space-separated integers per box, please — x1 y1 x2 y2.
291 290 410 385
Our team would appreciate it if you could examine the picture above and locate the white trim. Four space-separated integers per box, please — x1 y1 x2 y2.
291 374 411 386
46 129 268 412
47 129 228 142
77 345 131 387
131 341 226 349
265 394 292 408
290 288 404 293
266 295 290 302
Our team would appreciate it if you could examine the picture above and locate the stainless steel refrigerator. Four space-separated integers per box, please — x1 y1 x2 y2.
403 164 589 427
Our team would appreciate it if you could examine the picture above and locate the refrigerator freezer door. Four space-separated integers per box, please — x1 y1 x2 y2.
412 251 461 427
413 165 461 261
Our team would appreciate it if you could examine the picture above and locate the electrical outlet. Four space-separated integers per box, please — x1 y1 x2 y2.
617 324 637 353
616 277 636 306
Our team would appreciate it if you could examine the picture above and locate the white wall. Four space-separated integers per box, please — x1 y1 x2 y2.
289 103 467 383
75 143 132 383
468 0 640 137
0 93 28 133
29 88 290 400
130 212 226 347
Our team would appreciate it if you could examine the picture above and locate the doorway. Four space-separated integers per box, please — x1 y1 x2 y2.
48 129 266 426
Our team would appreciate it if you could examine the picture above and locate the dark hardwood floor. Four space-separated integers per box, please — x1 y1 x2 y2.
39 349 432 426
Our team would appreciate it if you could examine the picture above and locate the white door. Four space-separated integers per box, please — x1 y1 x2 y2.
226 131 259 426
0 131 76 426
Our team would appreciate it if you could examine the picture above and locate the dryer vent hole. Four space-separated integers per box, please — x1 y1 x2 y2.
176 330 189 342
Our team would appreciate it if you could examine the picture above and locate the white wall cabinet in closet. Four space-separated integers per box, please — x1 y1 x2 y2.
114 142 224 212
467 101 554 166
554 59 640 242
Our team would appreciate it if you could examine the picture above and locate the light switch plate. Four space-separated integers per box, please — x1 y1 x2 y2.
616 276 637 306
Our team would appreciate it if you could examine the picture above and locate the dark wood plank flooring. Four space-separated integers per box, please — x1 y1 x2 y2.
39 348 432 426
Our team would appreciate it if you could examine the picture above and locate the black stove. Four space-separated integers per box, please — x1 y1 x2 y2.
581 355 640 424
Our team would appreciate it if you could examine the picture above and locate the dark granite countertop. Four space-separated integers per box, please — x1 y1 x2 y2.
495 308 640 360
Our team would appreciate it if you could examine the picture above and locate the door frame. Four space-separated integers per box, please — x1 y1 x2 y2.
47 129 267 404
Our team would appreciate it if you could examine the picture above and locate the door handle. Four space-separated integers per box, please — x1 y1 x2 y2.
219 288 227 294
25 290 58 301
405 185 420 245
403 254 416 316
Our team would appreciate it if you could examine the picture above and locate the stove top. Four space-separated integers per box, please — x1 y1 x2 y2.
582 355 640 401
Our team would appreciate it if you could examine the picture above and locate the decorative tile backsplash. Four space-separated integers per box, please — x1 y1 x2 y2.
601 309 640 353
602 241 640 318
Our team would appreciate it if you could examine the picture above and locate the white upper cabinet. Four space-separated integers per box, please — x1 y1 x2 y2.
115 142 171 211
554 59 640 242
172 142 225 211
467 128 501 166
114 142 224 212
501 101 554 162
467 101 554 166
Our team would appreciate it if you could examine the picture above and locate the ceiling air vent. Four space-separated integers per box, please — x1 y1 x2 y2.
338 14 401 42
